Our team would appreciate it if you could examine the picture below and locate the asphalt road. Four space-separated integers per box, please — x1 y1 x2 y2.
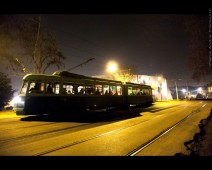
0 100 211 156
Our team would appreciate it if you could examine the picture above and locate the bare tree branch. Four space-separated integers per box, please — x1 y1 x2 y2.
0 15 66 75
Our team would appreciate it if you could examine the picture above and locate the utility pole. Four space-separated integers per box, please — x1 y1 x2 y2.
175 80 179 101
186 81 189 99
33 15 41 74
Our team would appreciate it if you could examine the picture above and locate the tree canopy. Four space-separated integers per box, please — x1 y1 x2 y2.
0 72 15 109
113 65 137 83
185 14 212 83
0 15 66 76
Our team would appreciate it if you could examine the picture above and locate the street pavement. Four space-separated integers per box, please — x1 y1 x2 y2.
1 108 212 156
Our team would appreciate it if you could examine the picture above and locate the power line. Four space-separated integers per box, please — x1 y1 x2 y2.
15 15 104 59
52 26 113 52
57 40 104 58
42 19 114 54
66 58 95 71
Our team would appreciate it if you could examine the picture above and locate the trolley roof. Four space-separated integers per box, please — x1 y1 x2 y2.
22 71 152 88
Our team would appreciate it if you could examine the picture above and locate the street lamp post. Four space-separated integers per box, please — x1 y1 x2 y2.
174 80 179 101
159 83 162 101
173 79 182 101
168 78 187 101
158 77 163 101
182 88 186 99
186 81 189 99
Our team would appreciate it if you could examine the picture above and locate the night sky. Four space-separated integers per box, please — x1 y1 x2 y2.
0 12 209 92
43 14 190 78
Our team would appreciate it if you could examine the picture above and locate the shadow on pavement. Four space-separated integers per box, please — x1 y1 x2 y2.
20 105 149 123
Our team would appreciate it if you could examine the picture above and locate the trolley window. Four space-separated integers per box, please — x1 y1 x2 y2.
128 87 133 95
103 85 109 95
116 85 122 95
85 85 95 95
20 81 28 94
95 85 102 95
54 83 60 94
29 81 45 94
63 83 74 94
46 82 60 94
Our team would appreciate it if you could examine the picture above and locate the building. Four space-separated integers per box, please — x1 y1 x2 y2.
93 74 173 101
131 75 173 101
206 83 212 99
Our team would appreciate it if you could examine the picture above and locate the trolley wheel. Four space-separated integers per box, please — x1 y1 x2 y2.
121 103 130 109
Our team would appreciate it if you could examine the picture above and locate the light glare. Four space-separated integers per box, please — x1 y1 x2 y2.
12 96 21 103
106 61 119 73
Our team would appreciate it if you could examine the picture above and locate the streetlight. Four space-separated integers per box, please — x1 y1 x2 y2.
105 61 132 83
198 87 202 94
106 60 119 74
182 88 186 99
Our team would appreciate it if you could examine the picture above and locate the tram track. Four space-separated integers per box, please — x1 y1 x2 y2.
0 107 145 144
0 121 61 130
0 101 207 156
0 108 144 147
33 118 151 156
32 103 207 156
126 103 207 156
0 109 141 144
0 122 91 144
126 105 205 156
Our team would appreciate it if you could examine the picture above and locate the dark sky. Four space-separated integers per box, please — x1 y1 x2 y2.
42 14 195 84
44 15 189 76
0 13 208 92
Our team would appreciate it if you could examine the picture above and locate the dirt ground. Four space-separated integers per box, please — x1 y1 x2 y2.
175 109 212 156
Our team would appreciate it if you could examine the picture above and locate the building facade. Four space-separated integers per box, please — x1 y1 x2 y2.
94 74 173 101
131 75 173 101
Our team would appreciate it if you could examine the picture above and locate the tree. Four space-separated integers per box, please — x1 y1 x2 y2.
0 15 65 75
113 65 136 83
0 20 14 66
0 72 15 110
184 14 212 83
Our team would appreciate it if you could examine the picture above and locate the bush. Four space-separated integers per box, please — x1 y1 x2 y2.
0 72 15 109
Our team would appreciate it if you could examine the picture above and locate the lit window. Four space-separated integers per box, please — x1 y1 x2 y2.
55 84 60 94
20 81 28 94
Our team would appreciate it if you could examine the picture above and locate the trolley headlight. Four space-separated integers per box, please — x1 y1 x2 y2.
12 96 21 103
12 96 25 107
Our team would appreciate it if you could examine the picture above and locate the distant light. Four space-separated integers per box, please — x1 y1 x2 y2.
182 89 186 93
106 61 119 74
197 87 202 93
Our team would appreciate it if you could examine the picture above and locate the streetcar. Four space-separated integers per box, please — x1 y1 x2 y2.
13 71 153 116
